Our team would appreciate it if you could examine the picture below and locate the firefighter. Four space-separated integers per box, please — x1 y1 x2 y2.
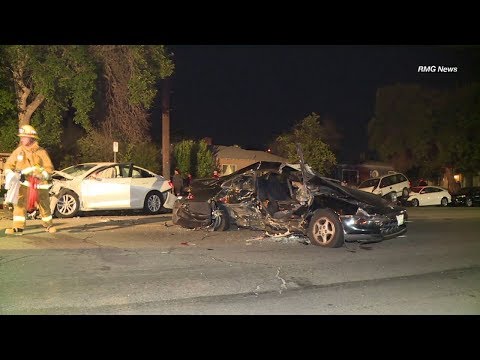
4 125 56 235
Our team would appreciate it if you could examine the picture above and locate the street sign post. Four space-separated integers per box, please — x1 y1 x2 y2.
113 142 118 162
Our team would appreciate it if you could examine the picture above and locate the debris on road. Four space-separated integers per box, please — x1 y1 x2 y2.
180 242 196 246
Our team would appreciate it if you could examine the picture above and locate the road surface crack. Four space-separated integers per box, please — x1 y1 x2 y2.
276 267 288 294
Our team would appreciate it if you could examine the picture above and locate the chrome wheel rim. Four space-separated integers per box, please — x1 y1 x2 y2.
312 217 335 244
148 194 162 212
57 194 77 215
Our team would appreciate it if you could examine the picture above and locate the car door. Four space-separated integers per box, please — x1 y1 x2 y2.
81 164 132 209
129 165 159 208
422 187 437 206
378 175 393 196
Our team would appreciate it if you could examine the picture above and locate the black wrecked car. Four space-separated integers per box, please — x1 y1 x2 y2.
172 161 407 248
451 187 480 207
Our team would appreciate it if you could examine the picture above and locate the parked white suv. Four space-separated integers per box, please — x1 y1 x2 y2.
358 172 411 199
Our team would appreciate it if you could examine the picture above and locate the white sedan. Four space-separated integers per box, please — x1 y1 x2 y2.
407 186 451 207
49 162 174 218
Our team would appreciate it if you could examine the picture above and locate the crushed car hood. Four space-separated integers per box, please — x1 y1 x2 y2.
307 176 402 215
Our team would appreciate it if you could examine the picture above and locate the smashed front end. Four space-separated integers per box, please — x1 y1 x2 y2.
340 206 408 242
307 178 408 242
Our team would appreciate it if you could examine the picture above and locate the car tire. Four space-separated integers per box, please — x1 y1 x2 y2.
466 198 473 207
144 191 163 215
402 187 409 198
307 209 344 248
440 197 448 207
212 205 230 231
411 198 419 207
54 190 80 218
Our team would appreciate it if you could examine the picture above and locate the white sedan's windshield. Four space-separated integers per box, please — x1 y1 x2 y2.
61 164 98 177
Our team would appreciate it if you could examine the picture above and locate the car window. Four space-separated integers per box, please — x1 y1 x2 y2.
131 167 146 178
380 176 392 188
359 178 380 188
93 166 117 179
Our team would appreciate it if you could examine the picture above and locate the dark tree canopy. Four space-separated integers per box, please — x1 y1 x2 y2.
369 82 480 193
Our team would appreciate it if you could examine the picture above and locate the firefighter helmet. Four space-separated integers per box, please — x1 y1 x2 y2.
17 125 39 139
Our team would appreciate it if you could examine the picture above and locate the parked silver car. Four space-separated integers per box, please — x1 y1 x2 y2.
49 162 174 218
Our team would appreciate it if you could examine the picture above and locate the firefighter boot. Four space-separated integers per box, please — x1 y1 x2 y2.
5 228 24 236
45 225 57 233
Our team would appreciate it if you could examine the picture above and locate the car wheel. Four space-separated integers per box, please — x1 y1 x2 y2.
466 198 473 207
402 187 409 198
144 191 163 215
212 205 229 231
411 198 419 207
307 209 344 248
54 190 80 218
440 197 448 207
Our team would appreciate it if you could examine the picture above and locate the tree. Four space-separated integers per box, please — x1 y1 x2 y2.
172 139 216 179
0 63 17 151
173 140 195 177
89 45 175 144
369 83 480 193
122 141 161 174
0 45 97 149
273 112 337 175
196 140 215 178
76 130 115 164
75 129 162 173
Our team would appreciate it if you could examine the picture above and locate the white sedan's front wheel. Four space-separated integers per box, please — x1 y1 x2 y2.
54 190 80 218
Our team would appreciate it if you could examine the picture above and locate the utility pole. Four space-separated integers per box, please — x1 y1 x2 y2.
162 78 171 181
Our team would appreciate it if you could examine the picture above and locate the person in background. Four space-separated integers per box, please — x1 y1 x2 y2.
172 168 184 196
213 170 220 179
186 173 193 186
3 125 56 235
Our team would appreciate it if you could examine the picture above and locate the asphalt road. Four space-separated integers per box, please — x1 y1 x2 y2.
1 207 479 314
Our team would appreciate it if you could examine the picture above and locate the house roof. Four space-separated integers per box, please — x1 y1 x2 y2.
213 145 287 162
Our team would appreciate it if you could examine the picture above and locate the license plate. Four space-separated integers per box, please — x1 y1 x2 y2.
396 214 404 225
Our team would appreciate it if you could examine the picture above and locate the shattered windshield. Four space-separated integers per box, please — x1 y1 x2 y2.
60 164 99 177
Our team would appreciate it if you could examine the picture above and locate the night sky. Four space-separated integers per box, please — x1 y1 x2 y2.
152 45 479 163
